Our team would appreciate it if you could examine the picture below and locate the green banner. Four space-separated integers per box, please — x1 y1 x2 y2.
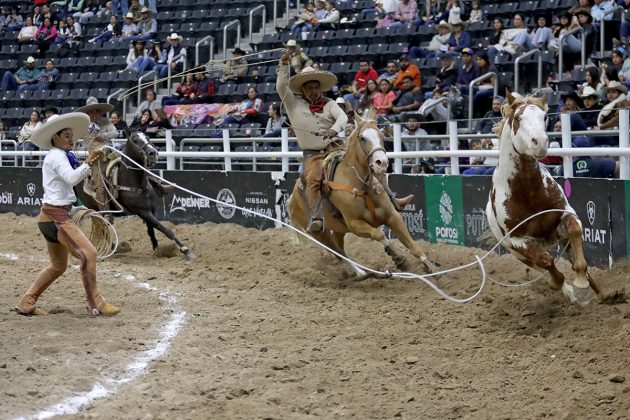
425 176 464 245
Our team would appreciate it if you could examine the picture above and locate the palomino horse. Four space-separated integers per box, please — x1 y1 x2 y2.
289 111 435 279
76 132 196 261
486 92 599 304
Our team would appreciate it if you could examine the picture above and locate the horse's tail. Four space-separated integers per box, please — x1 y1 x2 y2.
286 189 309 246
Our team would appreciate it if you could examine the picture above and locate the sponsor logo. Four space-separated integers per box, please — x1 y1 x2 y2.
15 183 41 207
439 192 453 225
583 200 606 245
26 183 36 197
169 194 211 213
0 191 13 204
435 191 459 243
466 208 487 237
242 192 272 219
216 188 236 219
400 204 425 234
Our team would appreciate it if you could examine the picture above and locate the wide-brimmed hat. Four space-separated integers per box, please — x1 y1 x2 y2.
288 66 337 93
607 80 628 95
125 12 134 19
166 32 182 42
574 7 593 24
24 56 35 64
140 6 149 13
285 39 298 48
30 113 90 150
436 20 452 31
579 86 599 98
561 90 584 108
76 96 115 114
232 47 246 55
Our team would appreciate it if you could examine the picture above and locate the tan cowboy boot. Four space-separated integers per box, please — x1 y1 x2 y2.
98 303 121 316
16 276 56 315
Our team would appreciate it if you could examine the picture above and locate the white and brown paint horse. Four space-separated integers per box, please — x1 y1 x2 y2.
289 111 435 279
486 92 599 304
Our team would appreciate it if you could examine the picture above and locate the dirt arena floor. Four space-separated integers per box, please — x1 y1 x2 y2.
0 212 629 419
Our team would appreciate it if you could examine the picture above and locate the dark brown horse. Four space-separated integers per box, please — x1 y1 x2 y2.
289 111 435 279
76 132 196 260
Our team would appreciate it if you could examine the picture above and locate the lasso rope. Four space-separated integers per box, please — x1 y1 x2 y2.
72 207 119 259
99 145 579 303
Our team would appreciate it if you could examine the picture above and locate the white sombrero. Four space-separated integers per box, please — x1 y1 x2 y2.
30 113 90 149
579 86 599 98
288 66 337 94
606 80 628 95
75 96 115 114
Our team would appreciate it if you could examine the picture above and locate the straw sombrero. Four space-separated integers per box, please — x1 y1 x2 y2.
606 80 628 95
30 113 90 149
75 96 115 114
288 66 337 94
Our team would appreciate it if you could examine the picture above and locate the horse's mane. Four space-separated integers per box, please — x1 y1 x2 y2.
492 93 549 137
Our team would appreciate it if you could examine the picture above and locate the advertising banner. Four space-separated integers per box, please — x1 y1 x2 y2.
386 174 428 241
0 168 43 216
424 176 464 245
461 176 492 248
164 103 236 126
162 171 276 229
276 172 300 226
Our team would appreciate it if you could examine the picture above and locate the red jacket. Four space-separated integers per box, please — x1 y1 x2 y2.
354 68 379 90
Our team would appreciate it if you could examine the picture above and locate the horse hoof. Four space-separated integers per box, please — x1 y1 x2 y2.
562 283 595 306
184 251 197 261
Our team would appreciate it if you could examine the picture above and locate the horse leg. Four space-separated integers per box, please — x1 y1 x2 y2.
557 214 599 305
384 213 437 274
138 211 196 261
145 222 158 250
513 243 566 291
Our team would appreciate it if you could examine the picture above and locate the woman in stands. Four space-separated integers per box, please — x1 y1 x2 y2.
144 110 171 138
124 40 147 72
578 66 603 98
161 73 196 106
110 111 129 139
357 78 379 115
17 17 37 44
511 13 553 52
57 15 82 47
17 111 43 152
130 109 153 133
132 40 168 74
487 13 527 63
221 86 265 127
3 7 24 31
372 79 396 119
597 81 628 131
263 104 287 139
35 18 57 56
135 88 160 118
89 15 121 43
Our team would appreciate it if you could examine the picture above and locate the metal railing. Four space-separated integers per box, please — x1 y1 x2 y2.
468 72 498 131
223 19 242 60
167 52 187 92
137 70 157 105
107 88 124 117
514 49 542 93
0 140 18 166
600 5 624 58
273 0 291 28
195 35 214 67
249 5 266 45
558 26 585 81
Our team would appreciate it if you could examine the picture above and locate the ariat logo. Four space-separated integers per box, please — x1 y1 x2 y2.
26 183 36 197
586 201 595 225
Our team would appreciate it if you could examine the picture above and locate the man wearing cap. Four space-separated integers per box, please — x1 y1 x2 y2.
455 48 476 93
578 86 602 129
276 52 347 232
124 6 156 41
409 20 452 59
15 112 120 317
154 32 187 79
0 56 41 91
17 59 60 92
393 54 421 90
76 97 118 221
218 47 248 84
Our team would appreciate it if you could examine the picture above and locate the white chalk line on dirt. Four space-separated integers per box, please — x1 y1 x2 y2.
1 253 187 420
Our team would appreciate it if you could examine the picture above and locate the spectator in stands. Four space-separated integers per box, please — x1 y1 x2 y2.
374 1 396 29
144 109 170 138
315 0 340 30
221 86 265 126
1 56 40 91
135 88 159 117
560 90 584 113
357 78 379 114
470 51 497 116
394 54 421 90
409 20 451 59
18 17 37 43
53 0 84 20
119 12 138 40
35 17 57 56
128 0 142 21
123 40 146 72
40 5 57 26
17 111 42 151
467 0 482 24
571 136 620 178
188 72 215 103
475 95 503 134
597 80 628 129
291 3 316 36
286 40 313 74
574 8 597 55
314 0 327 21
57 15 82 47
419 85 462 121
162 73 195 106
89 14 121 43
132 40 165 72
74 0 101 24
511 13 554 52
447 21 471 55
262 103 287 139
42 107 59 123
3 7 24 31
217 47 247 84
579 86 603 128
33 6 42 26
111 0 130 17
463 138 498 175
110 110 129 138
372 79 396 119
455 47 476 93
99 1 114 17
489 17 504 46
131 109 152 132
608 47 626 73
591 0 616 23
389 75 422 121
617 50 630 86
18 59 60 91
445 0 462 25
124 7 156 41
578 66 604 97
389 0 419 27
551 11 583 60
378 61 398 83
343 58 378 110
435 53 457 88
154 32 187 79
421 0 444 24
487 13 528 62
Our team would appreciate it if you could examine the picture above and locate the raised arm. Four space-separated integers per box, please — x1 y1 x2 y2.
276 55 296 108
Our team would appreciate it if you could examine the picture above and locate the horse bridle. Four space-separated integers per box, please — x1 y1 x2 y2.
355 121 386 168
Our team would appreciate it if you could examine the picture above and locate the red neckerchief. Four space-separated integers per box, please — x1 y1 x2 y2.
304 95 330 113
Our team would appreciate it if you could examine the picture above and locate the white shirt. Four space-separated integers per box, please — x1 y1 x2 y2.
42 148 91 206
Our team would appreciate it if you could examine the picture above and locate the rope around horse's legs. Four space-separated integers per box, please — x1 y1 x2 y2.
100 146 579 303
